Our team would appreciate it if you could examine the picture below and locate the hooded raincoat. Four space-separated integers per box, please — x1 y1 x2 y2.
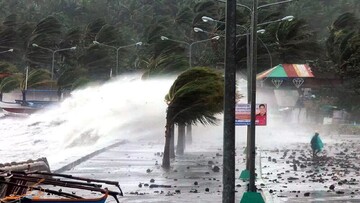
311 133 324 152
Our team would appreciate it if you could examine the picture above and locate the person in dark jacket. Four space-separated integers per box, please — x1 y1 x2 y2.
311 132 324 157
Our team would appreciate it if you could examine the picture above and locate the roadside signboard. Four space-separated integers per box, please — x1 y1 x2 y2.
235 103 267 126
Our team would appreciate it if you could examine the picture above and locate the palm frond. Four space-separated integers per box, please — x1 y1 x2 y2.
166 67 224 126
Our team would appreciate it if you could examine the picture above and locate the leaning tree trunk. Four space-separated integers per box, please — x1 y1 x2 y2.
162 119 172 169
170 124 175 158
176 123 185 155
186 124 192 144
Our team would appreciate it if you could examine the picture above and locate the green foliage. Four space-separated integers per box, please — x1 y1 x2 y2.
0 28 17 49
27 16 63 66
0 61 17 73
175 7 193 26
79 45 112 80
142 53 188 78
24 68 53 89
95 25 120 45
0 0 358 97
283 0 360 40
5 68 52 91
0 61 19 93
84 18 106 45
326 12 360 94
271 19 322 64
331 12 359 30
33 16 62 37
57 67 89 90
165 67 224 125
3 14 17 27
0 76 19 93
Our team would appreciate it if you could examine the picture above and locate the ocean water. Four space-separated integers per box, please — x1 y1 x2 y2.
0 74 174 169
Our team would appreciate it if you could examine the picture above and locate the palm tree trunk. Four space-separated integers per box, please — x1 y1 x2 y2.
186 124 192 144
22 90 26 101
176 123 185 155
170 124 175 158
57 88 62 101
162 120 172 169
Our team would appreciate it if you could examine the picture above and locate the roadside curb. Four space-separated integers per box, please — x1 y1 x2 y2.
53 140 127 173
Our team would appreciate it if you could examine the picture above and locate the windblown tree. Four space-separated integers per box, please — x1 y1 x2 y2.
55 27 84 95
325 12 360 120
27 16 63 65
57 67 89 94
140 24 188 78
255 19 323 72
15 68 52 101
191 1 322 72
0 14 18 66
283 0 360 40
162 67 224 168
326 12 360 93
0 61 19 101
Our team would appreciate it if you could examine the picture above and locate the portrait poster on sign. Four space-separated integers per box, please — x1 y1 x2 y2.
235 104 267 126
255 104 267 126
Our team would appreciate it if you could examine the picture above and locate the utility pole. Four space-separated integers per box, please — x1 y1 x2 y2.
240 0 265 202
249 0 259 192
222 0 236 202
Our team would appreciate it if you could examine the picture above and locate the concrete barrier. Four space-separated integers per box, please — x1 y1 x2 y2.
54 140 127 173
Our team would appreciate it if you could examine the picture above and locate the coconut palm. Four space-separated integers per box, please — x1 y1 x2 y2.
326 12 360 94
56 66 89 99
140 24 188 78
326 13 359 68
14 68 53 101
261 19 322 69
162 67 224 168
0 61 19 101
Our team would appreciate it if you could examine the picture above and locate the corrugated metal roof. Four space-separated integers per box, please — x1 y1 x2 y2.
257 64 314 80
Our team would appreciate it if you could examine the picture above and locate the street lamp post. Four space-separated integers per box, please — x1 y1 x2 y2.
0 49 14 55
160 35 220 69
223 0 237 202
204 1 294 201
238 0 293 200
201 11 293 186
200 15 292 82
194 26 265 37
247 1 294 194
248 0 259 194
32 44 77 80
194 27 271 92
92 41 142 76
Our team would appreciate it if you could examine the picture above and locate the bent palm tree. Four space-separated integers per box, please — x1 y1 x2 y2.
162 67 224 168
326 12 360 94
14 68 52 101
0 61 19 101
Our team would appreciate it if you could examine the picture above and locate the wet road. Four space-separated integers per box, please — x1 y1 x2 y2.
57 141 250 203
53 133 360 202
260 134 360 202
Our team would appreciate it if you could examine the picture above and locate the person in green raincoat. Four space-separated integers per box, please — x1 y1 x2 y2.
311 132 324 157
